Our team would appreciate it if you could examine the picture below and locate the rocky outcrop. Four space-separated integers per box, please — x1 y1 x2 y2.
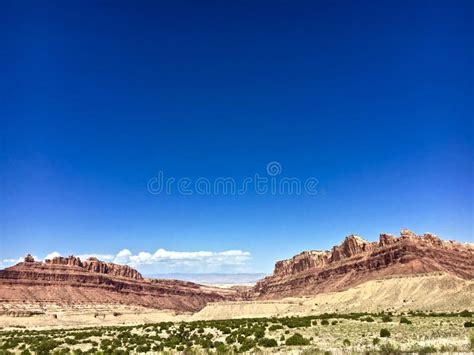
274 251 329 276
24 254 35 263
43 256 143 280
330 235 376 262
0 256 241 312
378 233 397 246
400 229 417 239
252 230 474 299
46 255 83 267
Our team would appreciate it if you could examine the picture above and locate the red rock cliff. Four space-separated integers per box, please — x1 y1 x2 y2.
0 255 240 312
44 255 143 280
252 230 473 299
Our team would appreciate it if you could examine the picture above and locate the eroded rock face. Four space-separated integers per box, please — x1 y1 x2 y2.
46 256 83 268
82 257 143 280
400 228 417 239
330 235 376 262
274 251 330 276
0 256 240 312
42 256 144 280
378 233 397 246
252 230 474 299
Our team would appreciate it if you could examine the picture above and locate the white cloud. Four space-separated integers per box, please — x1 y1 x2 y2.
114 249 132 264
44 251 61 260
119 248 250 264
77 253 115 261
0 257 23 269
112 248 251 273
43 252 114 262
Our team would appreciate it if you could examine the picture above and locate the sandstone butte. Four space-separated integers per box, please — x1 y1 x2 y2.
0 229 472 312
252 229 473 299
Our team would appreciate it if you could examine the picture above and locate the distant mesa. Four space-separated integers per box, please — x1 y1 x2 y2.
0 253 240 312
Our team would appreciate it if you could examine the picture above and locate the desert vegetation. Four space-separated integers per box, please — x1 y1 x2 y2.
0 310 473 354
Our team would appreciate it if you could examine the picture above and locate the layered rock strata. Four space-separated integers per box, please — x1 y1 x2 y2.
252 230 473 299
0 255 240 312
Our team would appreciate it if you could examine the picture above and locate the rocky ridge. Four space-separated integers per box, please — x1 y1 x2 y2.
1 229 472 312
252 229 473 299
44 255 143 280
0 255 240 312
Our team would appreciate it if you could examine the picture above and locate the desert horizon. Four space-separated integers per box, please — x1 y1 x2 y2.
2 0 472 353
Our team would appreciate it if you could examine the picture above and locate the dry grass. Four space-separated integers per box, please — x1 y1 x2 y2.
1 313 473 353
193 273 474 320
0 273 472 331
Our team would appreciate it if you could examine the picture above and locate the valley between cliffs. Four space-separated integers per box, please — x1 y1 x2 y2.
0 229 472 329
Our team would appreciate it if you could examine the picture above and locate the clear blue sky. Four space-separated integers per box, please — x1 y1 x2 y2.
1 0 472 274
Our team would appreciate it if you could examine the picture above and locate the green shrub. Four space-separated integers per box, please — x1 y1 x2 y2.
373 337 380 345
258 337 278 347
135 344 150 352
64 338 78 345
380 328 391 338
215 342 229 353
460 310 472 317
100 339 112 349
283 317 312 328
321 320 329 326
33 339 61 354
152 344 164 351
268 324 283 331
253 327 265 339
400 317 412 325
285 333 310 346
382 315 392 322
379 342 400 354
221 327 231 334
239 338 256 352
343 339 351 346
415 345 438 353
464 321 474 328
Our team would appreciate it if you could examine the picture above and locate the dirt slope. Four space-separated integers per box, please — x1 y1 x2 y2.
193 273 474 320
